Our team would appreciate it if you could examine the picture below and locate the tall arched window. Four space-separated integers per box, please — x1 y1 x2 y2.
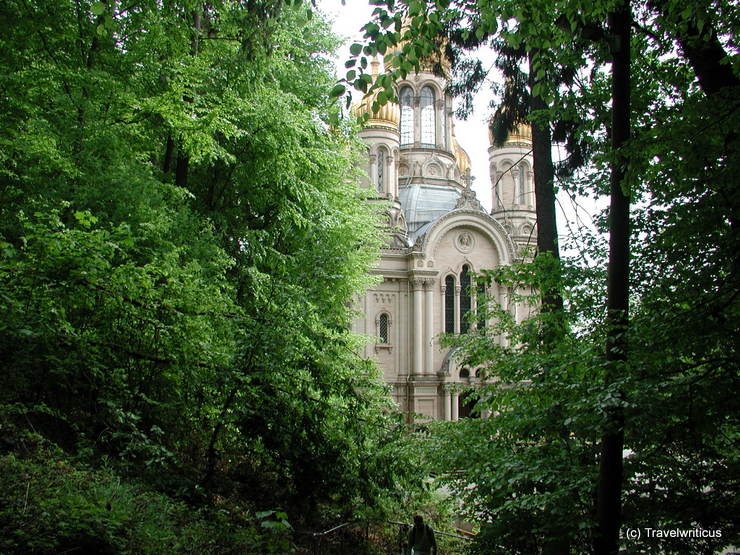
378 313 389 343
460 265 471 334
444 275 455 334
377 148 385 192
400 88 414 145
420 86 435 145
477 280 486 329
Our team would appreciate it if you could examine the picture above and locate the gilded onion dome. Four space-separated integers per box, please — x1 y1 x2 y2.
452 134 471 176
488 122 533 146
350 58 400 130
351 94 400 129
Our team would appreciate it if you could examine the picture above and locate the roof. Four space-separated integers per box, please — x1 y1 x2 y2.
399 183 461 241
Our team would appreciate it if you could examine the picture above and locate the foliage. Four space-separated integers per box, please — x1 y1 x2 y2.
0 0 428 550
0 409 293 554
343 0 739 552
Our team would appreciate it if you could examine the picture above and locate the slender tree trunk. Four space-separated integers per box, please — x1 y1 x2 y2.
528 53 560 265
528 50 568 555
595 2 631 554
163 134 174 173
173 9 202 189
528 49 564 365
175 148 189 188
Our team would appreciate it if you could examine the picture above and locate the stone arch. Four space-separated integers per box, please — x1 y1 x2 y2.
425 161 442 177
419 212 515 267
417 78 444 100
422 156 445 178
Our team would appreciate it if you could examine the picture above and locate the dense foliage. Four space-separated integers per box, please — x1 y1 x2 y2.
343 0 739 553
0 1 429 552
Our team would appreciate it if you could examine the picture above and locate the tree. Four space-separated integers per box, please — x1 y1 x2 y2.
0 1 426 549
342 0 739 552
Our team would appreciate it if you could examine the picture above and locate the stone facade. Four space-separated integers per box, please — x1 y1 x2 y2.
352 60 536 420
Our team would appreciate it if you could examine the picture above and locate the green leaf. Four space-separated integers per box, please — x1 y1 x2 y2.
329 83 346 98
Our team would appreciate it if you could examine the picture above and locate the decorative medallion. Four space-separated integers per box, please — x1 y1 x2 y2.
455 231 475 253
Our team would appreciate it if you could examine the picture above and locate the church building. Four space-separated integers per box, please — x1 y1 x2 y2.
352 57 536 421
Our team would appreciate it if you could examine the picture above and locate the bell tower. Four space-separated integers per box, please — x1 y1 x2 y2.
352 58 407 244
488 123 537 255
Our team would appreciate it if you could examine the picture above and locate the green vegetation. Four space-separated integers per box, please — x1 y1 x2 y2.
2 0 737 552
346 0 739 553
0 1 438 552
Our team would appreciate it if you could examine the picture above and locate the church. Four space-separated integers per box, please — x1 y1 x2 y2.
351 57 537 421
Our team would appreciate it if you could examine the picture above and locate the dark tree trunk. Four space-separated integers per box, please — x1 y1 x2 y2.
528 51 563 343
174 149 189 189
528 54 559 263
163 134 174 173
648 0 739 96
595 2 631 554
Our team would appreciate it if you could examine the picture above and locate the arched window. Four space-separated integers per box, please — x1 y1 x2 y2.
460 265 471 334
378 313 389 343
400 88 414 145
458 390 479 419
377 148 385 192
420 86 435 145
444 275 455 334
477 280 486 329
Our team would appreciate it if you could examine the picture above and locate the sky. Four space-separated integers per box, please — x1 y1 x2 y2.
316 0 601 246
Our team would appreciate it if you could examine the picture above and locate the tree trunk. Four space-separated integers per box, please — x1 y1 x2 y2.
529 53 560 263
648 0 739 96
527 50 564 363
595 2 631 554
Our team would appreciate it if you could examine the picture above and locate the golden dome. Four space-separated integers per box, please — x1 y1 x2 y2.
452 134 471 176
351 58 400 129
351 94 400 129
488 122 533 146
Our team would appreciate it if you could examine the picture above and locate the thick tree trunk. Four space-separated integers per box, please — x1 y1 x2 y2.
648 0 739 96
595 2 631 554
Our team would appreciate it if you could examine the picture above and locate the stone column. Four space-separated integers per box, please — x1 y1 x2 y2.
440 282 447 335
424 279 434 375
412 278 424 375
451 390 459 422
444 386 452 421
454 285 461 334
368 153 377 188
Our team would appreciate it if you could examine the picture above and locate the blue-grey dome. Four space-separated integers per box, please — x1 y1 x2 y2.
399 183 461 240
